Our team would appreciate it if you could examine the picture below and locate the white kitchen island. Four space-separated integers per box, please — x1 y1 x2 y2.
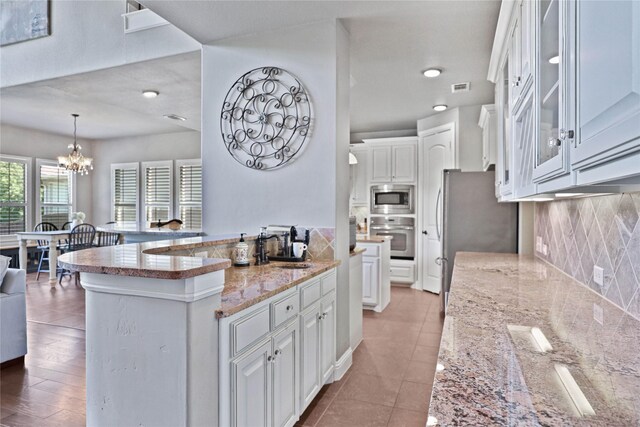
58 236 339 427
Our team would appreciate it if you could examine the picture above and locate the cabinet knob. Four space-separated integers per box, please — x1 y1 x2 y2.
286 304 294 312
422 230 428 235
512 76 521 87
559 129 574 140
274 349 281 356
267 355 274 362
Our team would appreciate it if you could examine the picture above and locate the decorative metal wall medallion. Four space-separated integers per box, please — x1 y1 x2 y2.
220 67 312 170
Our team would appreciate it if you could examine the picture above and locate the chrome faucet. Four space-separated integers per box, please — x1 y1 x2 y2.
254 228 280 265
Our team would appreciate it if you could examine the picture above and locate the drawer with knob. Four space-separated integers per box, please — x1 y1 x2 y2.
271 290 300 330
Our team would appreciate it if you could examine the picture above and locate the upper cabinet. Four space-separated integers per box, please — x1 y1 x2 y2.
572 1 640 185
479 104 497 171
488 0 640 201
349 145 370 206
364 137 417 184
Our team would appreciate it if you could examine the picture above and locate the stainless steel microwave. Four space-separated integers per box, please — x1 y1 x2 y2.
370 184 415 214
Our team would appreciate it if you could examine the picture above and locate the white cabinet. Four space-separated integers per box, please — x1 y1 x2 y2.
497 54 513 198
509 0 533 110
392 145 417 183
364 137 417 184
349 146 370 205
232 340 271 427
512 90 536 198
220 270 336 427
320 294 335 385
479 104 497 171
361 257 378 306
389 260 415 284
371 146 393 182
572 0 640 184
359 240 391 312
299 291 336 409
272 322 298 427
299 303 321 409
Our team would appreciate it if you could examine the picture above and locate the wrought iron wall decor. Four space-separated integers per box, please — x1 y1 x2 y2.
220 67 312 170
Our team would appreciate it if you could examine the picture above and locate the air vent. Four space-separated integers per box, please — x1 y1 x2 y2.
451 82 470 93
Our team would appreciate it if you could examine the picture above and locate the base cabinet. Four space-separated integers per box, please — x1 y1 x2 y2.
221 271 337 427
362 257 379 305
359 240 391 312
232 340 272 427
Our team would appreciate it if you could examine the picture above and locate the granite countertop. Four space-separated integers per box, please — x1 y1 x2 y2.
430 252 640 426
57 235 247 279
218 260 340 318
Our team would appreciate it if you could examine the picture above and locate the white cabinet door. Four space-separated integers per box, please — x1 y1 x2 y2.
362 257 379 306
320 294 335 385
392 145 416 183
572 0 640 176
232 340 272 427
350 147 370 205
299 304 321 409
370 146 393 182
272 322 298 427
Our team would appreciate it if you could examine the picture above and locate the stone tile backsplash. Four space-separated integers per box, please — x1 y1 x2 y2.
535 192 640 318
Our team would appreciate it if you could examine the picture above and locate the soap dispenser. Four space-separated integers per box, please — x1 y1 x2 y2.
233 233 250 267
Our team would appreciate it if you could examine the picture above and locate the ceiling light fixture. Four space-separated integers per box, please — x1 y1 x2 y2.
433 105 448 112
58 114 93 176
548 55 560 64
142 90 159 98
164 114 187 121
423 68 442 78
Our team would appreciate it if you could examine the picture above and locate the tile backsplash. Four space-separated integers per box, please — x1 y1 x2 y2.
535 192 640 318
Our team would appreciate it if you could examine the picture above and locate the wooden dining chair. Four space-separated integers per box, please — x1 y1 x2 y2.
34 222 58 280
97 231 120 247
58 224 96 285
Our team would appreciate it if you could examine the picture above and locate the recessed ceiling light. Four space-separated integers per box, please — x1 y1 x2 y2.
142 90 159 98
548 55 560 64
423 68 442 78
164 114 187 121
433 105 448 112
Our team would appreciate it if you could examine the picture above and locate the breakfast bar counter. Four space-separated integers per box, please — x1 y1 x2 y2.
430 252 640 426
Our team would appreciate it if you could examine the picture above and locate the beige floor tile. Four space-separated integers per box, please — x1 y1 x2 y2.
337 373 402 406
394 381 432 412
411 345 439 363
387 407 429 427
316 398 393 427
402 360 436 385
352 352 410 379
416 332 442 348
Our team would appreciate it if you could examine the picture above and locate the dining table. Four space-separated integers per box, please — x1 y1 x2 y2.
15 229 122 287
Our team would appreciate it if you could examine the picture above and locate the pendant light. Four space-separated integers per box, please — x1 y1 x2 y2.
58 114 93 175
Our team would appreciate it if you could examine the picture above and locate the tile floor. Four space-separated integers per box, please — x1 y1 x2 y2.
0 276 442 427
296 286 443 427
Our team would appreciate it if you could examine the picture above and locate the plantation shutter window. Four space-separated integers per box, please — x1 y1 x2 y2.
111 163 139 229
37 160 73 229
0 157 28 235
177 160 202 230
142 161 173 227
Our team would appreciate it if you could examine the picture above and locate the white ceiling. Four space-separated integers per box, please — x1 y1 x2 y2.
0 1 500 139
0 51 201 140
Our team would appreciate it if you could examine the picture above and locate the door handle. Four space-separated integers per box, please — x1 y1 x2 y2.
422 230 428 235
435 187 442 241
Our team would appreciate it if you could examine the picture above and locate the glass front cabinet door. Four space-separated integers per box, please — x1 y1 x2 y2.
533 0 575 185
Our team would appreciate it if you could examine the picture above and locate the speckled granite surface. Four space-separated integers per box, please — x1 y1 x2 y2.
218 260 339 318
430 252 640 426
350 247 367 257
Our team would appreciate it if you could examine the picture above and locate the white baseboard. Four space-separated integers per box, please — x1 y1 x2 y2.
334 347 352 381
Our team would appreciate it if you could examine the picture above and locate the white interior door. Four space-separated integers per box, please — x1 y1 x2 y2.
420 128 454 293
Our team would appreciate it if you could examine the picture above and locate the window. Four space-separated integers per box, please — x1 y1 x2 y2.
176 159 202 229
111 163 139 229
142 161 172 227
0 156 29 235
36 159 73 229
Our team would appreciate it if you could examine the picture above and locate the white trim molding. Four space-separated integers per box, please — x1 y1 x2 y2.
333 347 353 381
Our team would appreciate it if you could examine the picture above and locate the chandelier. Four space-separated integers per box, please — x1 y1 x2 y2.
58 114 93 175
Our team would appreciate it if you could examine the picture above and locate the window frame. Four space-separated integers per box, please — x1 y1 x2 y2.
175 159 202 230
0 155 32 243
110 162 140 229
141 160 173 227
35 158 75 229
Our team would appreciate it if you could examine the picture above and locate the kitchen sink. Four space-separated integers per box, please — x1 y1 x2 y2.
275 263 312 269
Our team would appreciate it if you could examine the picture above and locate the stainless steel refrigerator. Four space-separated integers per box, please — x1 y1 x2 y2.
439 170 518 313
